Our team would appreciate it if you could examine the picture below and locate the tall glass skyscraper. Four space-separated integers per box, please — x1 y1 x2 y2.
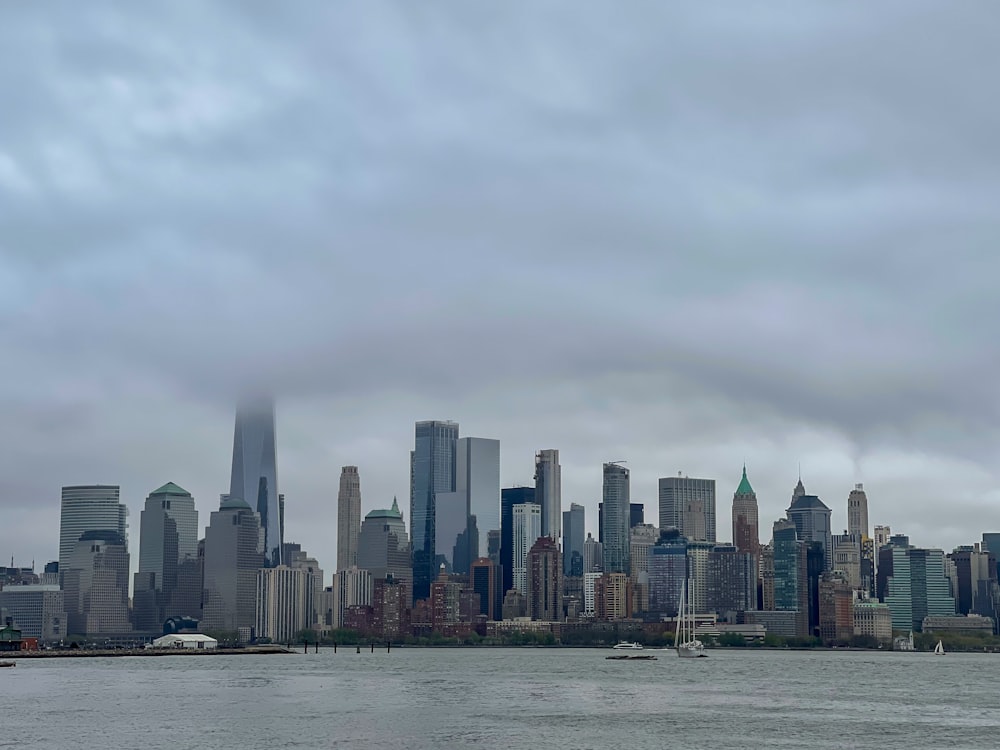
229 397 281 567
534 449 561 543
602 462 631 575
501 486 535 595
658 475 717 543
437 437 500 576
59 485 128 574
410 420 459 602
562 503 586 577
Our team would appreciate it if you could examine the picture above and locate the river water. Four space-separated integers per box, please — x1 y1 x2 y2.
4 648 998 749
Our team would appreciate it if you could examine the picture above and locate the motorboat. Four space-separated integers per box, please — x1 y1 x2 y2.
612 641 644 650
0 661 15 668
606 654 657 660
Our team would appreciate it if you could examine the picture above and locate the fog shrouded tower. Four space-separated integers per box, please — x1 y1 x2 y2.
410 420 459 602
229 397 281 567
337 467 362 572
534 449 562 543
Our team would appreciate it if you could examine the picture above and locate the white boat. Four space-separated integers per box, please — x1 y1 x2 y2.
675 579 707 658
934 639 945 656
612 641 644 650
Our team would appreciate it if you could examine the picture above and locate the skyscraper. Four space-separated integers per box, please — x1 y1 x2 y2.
438 437 500 575
771 519 808 637
201 497 265 634
256 565 312 644
731 466 759 556
358 498 412 588
879 539 957 631
229 397 281 567
526 536 561 621
410 420 459 602
337 466 362 572
512 502 542 594
602 462 631 574
59 485 128 574
847 483 870 538
534 449 561 543
562 503 586 577
583 532 603 574
133 482 198 632
658 475 716 542
785 479 833 571
501 486 535 595
62 530 131 636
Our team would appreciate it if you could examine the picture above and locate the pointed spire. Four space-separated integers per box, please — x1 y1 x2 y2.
391 496 399 513
735 465 754 496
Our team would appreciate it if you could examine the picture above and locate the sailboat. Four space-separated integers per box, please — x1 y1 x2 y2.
675 579 707 658
933 639 945 656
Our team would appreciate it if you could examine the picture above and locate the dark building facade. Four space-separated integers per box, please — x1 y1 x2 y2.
410 420 459 602
501 487 535 596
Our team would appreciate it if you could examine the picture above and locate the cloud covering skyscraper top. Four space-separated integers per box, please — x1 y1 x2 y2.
229 396 281 566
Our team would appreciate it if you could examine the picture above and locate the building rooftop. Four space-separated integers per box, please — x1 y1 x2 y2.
788 494 831 511
219 496 252 511
735 465 754 495
150 481 191 497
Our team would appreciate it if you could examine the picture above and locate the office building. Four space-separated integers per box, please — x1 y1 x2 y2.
229 397 281 566
878 539 956 632
133 482 198 632
332 566 373 629
874 525 892 549
687 540 714 615
658 475 716 543
731 466 759 556
512 503 542 594
534 449 561 543
58 485 128 574
201 497 265 634
818 572 854 643
526 537 561 621
470 557 502 621
410 420 459 601
595 572 631 621
785 480 832 571
256 565 312 643
583 533 603 574
62 530 131 636
437 437 500 575
847 484 869 538
357 498 412 588
602 463 631 574
501 486 535 594
647 528 687 616
707 544 756 617
853 600 892 643
630 503 645 528
562 503 586 577
772 519 808 637
337 466 362 572
0 585 67 642
629 524 659 582
948 546 999 622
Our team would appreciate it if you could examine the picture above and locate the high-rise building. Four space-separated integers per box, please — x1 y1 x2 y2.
357 498 412 590
133 482 198 632
58 485 128 574
847 484 869 538
878 539 956 632
255 565 313 644
501 487 535 594
526 537 561 621
62 530 131 636
658 475 716 543
629 524 659 583
437 437 500 575
630 503 645 528
785 479 832 571
874 525 892 549
512 503 542 594
830 531 863 590
201 497 264 634
602 463 631 574
534 449 561 543
772 519 808 637
818 571 854 644
0 586 67 642
470 557 502 621
687 540 714 616
707 544 756 617
337 467 362 572
410 420 459 602
332 567 373 629
371 577 409 639
595 572 631 621
647 528 687 616
229 397 281 567
731 466 759 557
562 503 586 577
947 546 999 620
583 532 603 574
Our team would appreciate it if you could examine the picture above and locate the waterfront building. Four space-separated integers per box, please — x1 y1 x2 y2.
743 609 799 638
583 533 603 574
562 503 586 577
62 530 131 636
818 572 854 643
501 486 535 595
512 503 542 595
470 557 502 621
410 420 459 602
658 475 716 543
168 541 204 624
357 499 412 589
647 528 687 616
947 546 999 624
337 467 362 572
847 484 870 538
878 539 957 632
853 600 892 643
0 585 67 642
771 520 808 637
201 497 264 634
534 449 561 543
731 466 760 557
229 397 281 567
785 480 832 571
255 565 312 643
526 537 561 621
437 437 500 575
501 589 526 620
595 572 631 621
922 614 994 634
707 544 756 618
371 577 409 638
430 566 462 629
332 566 373 629
133 482 199 632
58 485 128 575
602 463 631 574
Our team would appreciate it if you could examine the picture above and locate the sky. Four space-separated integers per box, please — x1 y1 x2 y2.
2 2 1000 578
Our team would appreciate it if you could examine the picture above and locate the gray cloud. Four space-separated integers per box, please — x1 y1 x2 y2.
2 1 999 573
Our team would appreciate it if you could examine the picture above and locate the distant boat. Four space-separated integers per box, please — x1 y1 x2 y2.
934 640 945 656
0 661 14 668
675 579 707 658
612 641 644 650
606 654 657 661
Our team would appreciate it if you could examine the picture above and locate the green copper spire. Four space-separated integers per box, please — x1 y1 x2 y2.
736 465 754 495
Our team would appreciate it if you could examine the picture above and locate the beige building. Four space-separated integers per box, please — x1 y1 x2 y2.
853 600 892 643
336 467 362 572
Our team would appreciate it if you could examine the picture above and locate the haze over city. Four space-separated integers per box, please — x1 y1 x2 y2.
3 1 1000 575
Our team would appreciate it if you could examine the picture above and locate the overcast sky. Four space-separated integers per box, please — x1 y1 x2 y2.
2 2 999 578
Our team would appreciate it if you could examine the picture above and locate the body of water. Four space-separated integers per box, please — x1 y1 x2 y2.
4 648 997 749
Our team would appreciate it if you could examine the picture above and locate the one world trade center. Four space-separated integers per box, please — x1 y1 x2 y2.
229 397 281 567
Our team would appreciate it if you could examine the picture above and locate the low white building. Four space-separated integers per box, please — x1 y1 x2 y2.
151 633 218 649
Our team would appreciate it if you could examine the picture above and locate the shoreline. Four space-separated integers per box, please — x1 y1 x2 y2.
7 645 293 658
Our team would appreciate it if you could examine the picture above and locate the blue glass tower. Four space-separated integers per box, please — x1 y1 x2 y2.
229 397 281 567
410 420 459 602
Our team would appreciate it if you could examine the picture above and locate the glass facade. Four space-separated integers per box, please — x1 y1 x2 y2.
562 503 586 577
229 398 281 567
410 420 458 602
658 476 717 543
58 486 128 574
601 463 630 574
